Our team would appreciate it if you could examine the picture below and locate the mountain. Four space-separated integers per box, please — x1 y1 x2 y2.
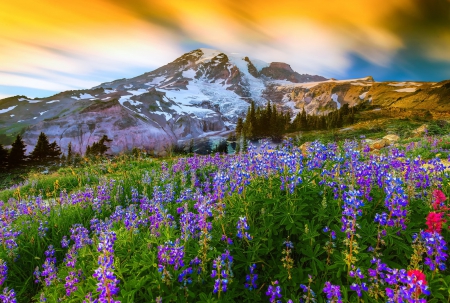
0 48 449 154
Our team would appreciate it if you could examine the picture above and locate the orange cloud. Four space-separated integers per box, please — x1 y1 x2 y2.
0 0 448 96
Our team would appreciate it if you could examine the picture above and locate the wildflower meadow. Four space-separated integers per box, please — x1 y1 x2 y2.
0 139 449 302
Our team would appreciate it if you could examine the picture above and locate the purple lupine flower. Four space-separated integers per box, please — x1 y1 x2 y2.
330 230 336 240
376 175 409 230
64 270 82 297
83 292 98 303
157 239 185 278
211 255 229 295
70 224 93 249
92 231 120 303
383 268 430 302
37 221 48 238
220 234 233 245
300 280 317 303
237 216 252 240
0 259 7 286
34 267 41 284
323 227 336 240
0 287 17 303
323 282 342 303
244 264 258 290
348 266 368 297
349 282 368 297
190 257 202 274
349 267 364 279
266 280 282 303
341 189 364 238
64 246 78 268
61 235 70 248
419 230 448 271
180 209 199 240
178 267 193 286
41 245 57 286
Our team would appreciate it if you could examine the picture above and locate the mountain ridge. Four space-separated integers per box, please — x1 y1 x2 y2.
1 48 449 154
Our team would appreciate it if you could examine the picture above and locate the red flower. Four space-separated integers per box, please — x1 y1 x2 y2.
425 212 445 234
407 269 427 295
408 269 427 285
432 189 446 210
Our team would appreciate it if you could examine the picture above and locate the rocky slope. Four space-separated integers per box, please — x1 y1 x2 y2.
0 48 326 153
1 48 449 154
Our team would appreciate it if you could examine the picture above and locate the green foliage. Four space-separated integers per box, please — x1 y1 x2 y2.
30 132 62 163
8 134 27 168
241 100 291 140
85 135 112 157
0 143 8 169
1 133 450 302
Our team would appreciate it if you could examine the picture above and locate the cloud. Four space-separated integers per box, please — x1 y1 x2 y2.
0 5 184 97
0 93 12 100
1 0 449 98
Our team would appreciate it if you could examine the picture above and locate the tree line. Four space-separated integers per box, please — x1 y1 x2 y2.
235 100 361 142
0 132 112 169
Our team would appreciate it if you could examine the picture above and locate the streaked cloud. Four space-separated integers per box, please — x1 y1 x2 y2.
0 0 449 98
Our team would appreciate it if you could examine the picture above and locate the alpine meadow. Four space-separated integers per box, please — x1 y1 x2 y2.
1 0 450 302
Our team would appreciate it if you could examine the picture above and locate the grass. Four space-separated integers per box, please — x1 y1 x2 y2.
0 134 450 302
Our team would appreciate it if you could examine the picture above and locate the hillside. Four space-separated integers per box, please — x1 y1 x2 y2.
0 48 449 154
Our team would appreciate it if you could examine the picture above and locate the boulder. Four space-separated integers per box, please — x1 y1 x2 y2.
412 124 428 137
369 138 390 150
383 134 400 144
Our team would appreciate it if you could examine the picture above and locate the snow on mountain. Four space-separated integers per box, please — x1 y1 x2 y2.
0 105 17 114
4 48 445 154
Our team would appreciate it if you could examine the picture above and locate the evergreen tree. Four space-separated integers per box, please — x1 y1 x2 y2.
85 145 91 156
48 141 62 161
74 153 82 165
189 139 194 154
235 142 240 154
86 135 112 157
0 144 8 169
249 100 256 128
264 100 272 136
9 134 27 168
242 134 248 152
98 135 112 155
336 111 343 128
67 142 73 163
30 132 51 162
214 139 228 154
236 118 243 139
300 108 307 131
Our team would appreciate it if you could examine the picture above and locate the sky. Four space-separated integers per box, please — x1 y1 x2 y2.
0 0 449 99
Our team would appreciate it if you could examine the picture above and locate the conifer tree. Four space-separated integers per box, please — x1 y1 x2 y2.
67 142 73 163
9 134 27 168
85 145 91 156
0 144 8 169
98 135 112 156
242 134 248 152
48 141 62 161
300 108 307 131
236 118 243 139
235 142 240 154
189 139 194 154
30 132 51 162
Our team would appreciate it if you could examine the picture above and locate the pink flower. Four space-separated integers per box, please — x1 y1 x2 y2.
425 212 445 234
407 269 427 295
432 190 446 210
